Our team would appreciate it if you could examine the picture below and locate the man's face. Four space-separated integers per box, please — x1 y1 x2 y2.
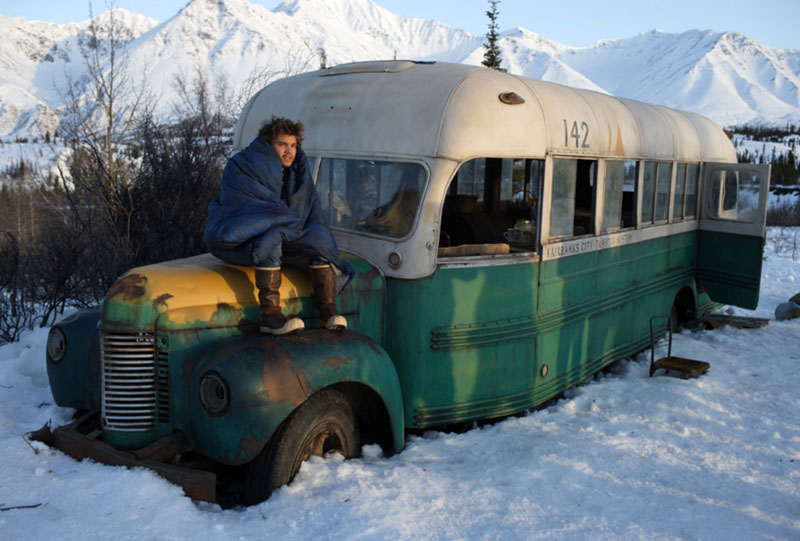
271 133 297 168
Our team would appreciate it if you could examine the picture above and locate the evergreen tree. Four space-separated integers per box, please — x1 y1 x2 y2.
482 0 502 69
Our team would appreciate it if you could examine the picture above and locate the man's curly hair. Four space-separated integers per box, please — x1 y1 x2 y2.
258 116 304 146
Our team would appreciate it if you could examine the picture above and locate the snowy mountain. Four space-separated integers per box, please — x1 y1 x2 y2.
1 0 799 137
0 9 159 135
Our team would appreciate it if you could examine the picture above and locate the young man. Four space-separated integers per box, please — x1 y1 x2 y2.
203 117 353 335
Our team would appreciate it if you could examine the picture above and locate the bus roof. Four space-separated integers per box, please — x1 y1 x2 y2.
233 60 736 163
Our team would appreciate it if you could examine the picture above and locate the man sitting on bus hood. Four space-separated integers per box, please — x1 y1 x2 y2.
203 116 353 335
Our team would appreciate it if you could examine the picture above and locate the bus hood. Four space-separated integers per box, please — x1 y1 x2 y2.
100 252 384 333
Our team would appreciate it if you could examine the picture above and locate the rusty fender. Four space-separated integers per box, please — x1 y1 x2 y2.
184 329 404 465
46 309 102 411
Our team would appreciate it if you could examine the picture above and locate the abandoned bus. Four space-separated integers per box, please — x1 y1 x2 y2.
40 60 770 505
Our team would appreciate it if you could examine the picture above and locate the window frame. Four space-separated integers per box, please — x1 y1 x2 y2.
600 159 639 234
546 156 598 243
314 155 429 241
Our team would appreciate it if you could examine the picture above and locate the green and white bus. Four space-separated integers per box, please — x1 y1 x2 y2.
41 60 770 505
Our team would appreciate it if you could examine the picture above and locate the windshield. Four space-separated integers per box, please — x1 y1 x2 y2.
315 158 426 238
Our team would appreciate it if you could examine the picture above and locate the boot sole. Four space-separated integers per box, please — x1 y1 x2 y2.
260 318 305 335
323 315 348 331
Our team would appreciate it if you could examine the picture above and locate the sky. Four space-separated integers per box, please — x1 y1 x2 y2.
1 0 799 50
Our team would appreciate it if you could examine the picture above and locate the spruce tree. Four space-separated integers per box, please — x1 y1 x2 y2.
482 0 502 69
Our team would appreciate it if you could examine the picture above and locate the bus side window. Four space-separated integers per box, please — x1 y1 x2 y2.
550 158 596 238
622 161 638 228
642 162 657 224
673 163 687 221
642 161 671 224
685 164 699 218
655 162 672 222
603 160 637 232
457 158 485 200
528 160 543 205
440 157 543 254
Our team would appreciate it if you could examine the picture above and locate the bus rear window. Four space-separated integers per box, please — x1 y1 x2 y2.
705 168 762 223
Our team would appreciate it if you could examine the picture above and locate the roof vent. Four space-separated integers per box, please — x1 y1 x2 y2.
322 60 432 76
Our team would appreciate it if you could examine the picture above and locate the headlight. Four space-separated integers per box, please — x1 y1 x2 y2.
47 326 67 363
200 372 229 415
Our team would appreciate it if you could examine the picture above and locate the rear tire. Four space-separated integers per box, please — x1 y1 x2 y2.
669 305 680 332
243 389 360 505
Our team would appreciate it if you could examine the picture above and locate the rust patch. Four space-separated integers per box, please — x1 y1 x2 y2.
152 293 173 311
107 274 147 301
283 296 302 315
209 302 244 326
615 130 625 156
261 344 308 407
296 369 310 395
283 329 355 346
237 434 266 461
325 356 351 371
358 266 381 282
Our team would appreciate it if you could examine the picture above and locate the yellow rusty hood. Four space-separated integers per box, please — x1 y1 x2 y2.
100 252 370 330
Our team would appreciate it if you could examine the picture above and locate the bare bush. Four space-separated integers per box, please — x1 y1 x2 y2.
126 116 226 265
0 232 35 343
767 198 800 226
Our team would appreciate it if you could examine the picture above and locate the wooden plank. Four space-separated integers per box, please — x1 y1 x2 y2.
701 314 769 329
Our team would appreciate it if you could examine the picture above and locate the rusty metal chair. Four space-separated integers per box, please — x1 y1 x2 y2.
649 314 710 379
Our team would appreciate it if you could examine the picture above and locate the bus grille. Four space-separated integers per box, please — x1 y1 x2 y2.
101 332 157 431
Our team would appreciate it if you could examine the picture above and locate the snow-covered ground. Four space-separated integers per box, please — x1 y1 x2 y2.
734 134 800 164
0 139 69 188
1 228 799 539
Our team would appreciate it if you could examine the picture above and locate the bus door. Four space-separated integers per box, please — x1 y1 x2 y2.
697 162 771 309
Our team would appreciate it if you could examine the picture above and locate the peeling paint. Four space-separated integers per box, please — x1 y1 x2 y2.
107 274 147 301
358 266 382 282
153 293 173 311
236 435 265 461
325 356 352 371
261 344 308 407
209 302 244 326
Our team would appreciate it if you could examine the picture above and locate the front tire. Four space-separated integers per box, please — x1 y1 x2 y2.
243 389 360 505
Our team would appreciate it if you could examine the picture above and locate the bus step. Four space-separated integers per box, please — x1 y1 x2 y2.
700 314 769 329
649 314 710 379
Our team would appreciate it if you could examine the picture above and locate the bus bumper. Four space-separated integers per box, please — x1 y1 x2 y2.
28 411 216 503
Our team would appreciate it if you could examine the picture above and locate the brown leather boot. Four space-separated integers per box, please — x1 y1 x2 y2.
255 267 304 335
309 264 347 331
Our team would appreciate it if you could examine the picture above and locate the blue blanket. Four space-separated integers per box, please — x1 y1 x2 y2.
203 137 354 280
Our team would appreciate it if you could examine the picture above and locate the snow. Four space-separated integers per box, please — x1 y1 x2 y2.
0 139 70 188
1 229 799 538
